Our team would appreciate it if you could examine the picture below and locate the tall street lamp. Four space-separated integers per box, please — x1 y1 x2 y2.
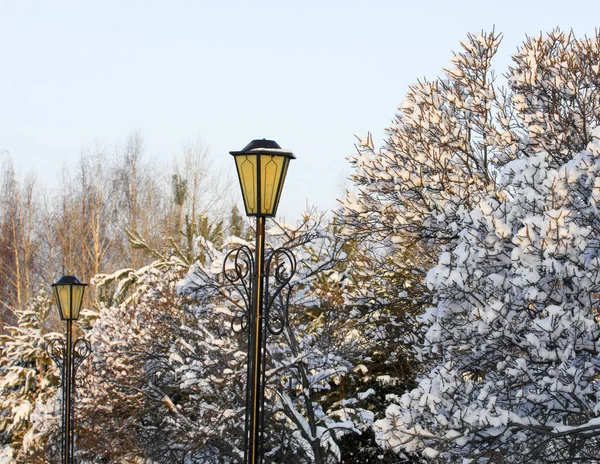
224 139 297 464
46 276 91 464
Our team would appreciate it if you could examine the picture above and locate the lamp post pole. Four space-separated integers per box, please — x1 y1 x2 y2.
47 276 91 464
226 139 296 464
248 215 266 463
64 318 73 463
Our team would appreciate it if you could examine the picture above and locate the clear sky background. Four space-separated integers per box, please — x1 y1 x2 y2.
2 0 599 221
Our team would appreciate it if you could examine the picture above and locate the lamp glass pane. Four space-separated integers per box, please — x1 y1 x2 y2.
71 285 85 320
235 154 257 215
260 155 286 215
269 157 290 217
55 285 72 320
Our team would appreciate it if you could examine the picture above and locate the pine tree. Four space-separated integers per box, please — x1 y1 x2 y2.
0 289 60 463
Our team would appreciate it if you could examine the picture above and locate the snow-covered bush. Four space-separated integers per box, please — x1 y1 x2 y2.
72 213 386 463
77 260 244 463
182 214 381 463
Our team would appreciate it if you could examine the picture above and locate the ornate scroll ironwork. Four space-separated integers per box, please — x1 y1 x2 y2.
46 331 91 463
223 245 254 333
72 339 91 388
264 248 297 335
223 245 297 335
46 336 91 388
224 240 297 464
47 338 66 381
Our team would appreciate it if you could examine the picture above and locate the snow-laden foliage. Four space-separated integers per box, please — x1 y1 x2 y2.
182 215 379 463
509 29 600 165
0 290 61 463
370 27 600 462
77 260 244 463
375 134 600 462
334 28 600 462
336 33 514 409
340 31 508 253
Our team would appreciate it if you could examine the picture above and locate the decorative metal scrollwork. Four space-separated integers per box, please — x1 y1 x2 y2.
46 337 91 388
231 313 249 334
47 338 66 381
224 244 297 336
73 338 91 388
264 248 297 335
223 245 254 333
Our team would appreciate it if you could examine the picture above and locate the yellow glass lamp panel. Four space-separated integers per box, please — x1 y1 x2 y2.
235 154 258 215
53 283 86 320
54 285 72 320
71 284 85 320
260 155 287 216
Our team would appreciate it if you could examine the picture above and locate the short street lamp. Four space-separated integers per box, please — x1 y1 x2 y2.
225 139 297 464
46 276 91 464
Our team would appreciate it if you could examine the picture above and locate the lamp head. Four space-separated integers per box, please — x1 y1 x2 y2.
230 139 295 217
51 275 87 321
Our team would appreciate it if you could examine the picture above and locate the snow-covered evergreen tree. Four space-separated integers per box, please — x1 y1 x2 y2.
0 289 60 463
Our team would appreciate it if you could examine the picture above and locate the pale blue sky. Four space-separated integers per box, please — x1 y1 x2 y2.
2 0 599 220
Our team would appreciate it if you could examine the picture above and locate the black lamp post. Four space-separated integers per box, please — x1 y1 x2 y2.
225 139 297 464
46 276 91 464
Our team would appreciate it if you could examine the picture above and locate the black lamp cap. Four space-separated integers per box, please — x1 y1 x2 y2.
52 275 87 286
230 139 296 158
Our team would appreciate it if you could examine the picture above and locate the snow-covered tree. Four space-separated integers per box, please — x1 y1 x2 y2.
77 262 245 463
375 133 600 462
336 33 516 458
0 289 60 463
182 214 381 463
370 29 600 462
509 29 600 166
339 30 510 273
